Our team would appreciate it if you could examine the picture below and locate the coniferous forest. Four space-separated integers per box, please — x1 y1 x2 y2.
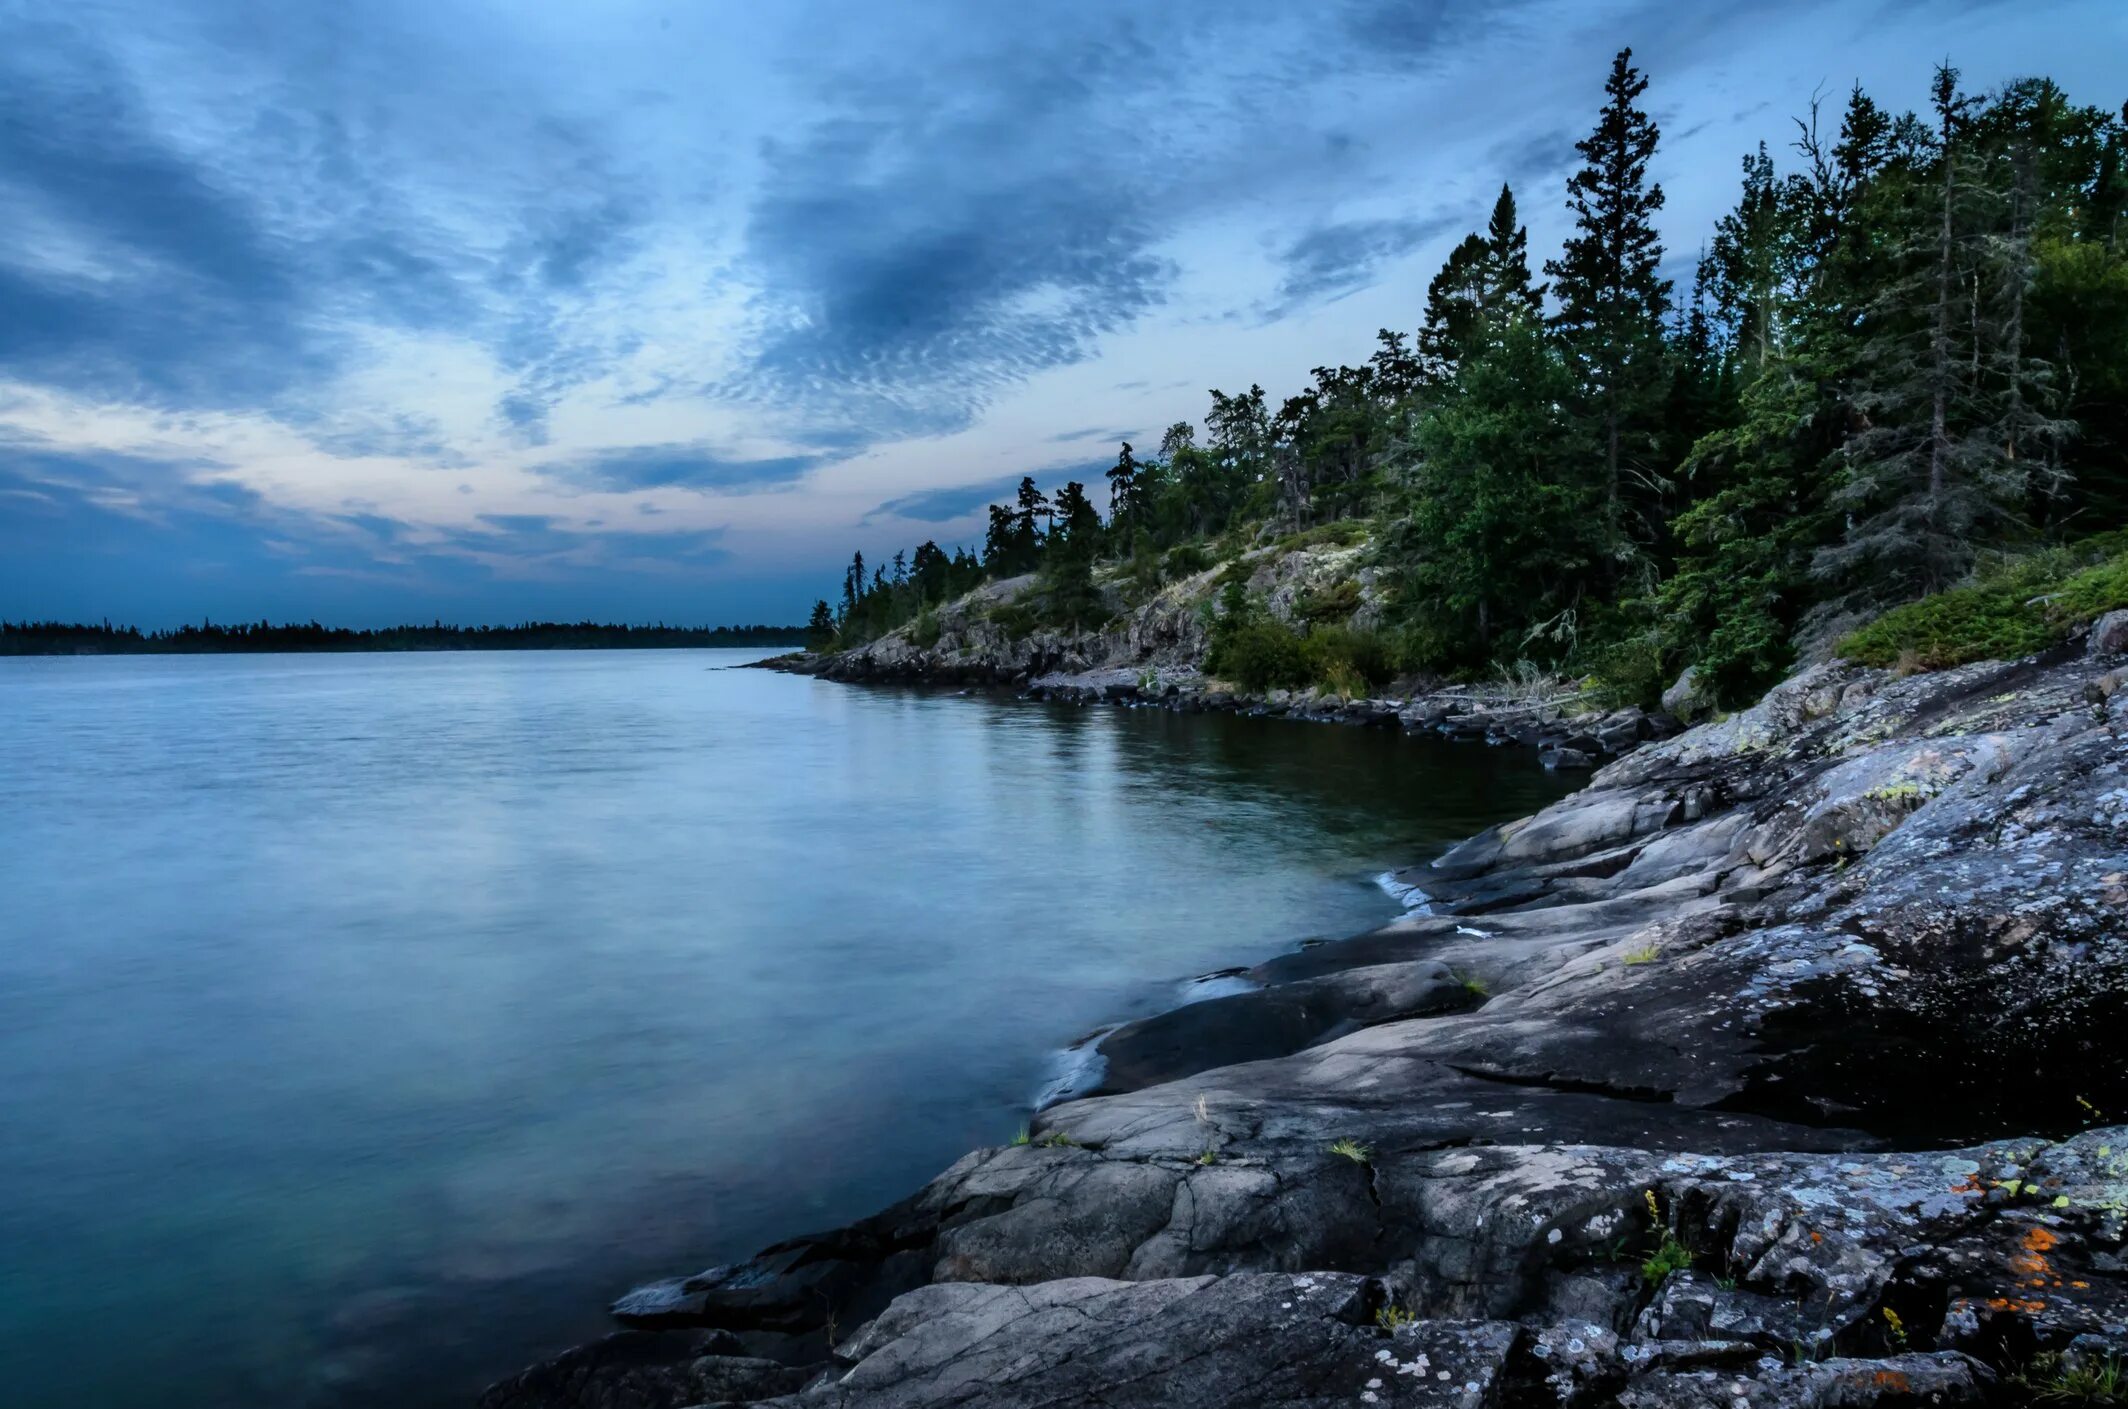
811 54 2128 708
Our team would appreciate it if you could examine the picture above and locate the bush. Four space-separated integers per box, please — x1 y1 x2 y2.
1308 624 1396 694
1835 544 2128 671
1836 585 2056 670
909 603 942 648
1207 618 1316 691
1163 543 1212 577
2053 554 2128 623
1293 579 1362 624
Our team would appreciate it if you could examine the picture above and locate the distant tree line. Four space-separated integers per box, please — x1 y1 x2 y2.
809 52 2128 706
1 619 808 656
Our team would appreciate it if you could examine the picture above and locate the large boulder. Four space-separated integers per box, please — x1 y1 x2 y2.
1660 665 1716 722
2089 608 2128 657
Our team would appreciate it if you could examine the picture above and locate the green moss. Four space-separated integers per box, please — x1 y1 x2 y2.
1835 583 2058 669
1836 542 2128 672
1293 578 1362 624
1275 518 1369 552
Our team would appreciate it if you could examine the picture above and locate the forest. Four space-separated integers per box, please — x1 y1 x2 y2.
0 619 807 655
810 53 2128 708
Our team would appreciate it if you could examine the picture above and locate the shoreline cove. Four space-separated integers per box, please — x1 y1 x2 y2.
488 632 2128 1409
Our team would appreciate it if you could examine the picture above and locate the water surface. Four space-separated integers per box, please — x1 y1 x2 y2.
0 649 1571 1407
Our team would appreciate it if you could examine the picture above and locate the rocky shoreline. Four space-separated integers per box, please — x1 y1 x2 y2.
487 627 2128 1409
760 649 1692 773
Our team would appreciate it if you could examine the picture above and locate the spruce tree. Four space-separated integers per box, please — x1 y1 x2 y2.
1105 442 1140 525
1546 47 1673 551
805 599 836 650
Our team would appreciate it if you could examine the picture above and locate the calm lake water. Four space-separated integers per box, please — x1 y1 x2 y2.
0 649 1571 1408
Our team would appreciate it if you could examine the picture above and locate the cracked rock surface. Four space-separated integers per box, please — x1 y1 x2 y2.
483 640 2128 1408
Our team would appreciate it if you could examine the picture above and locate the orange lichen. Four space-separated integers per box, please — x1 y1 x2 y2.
1985 1296 2048 1313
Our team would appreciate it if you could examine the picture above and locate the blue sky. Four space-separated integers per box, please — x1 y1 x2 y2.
0 0 2119 626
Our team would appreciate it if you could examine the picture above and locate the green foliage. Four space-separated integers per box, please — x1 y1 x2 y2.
1639 1190 1693 1286
1836 544 2128 670
1328 1138 1372 1164
909 603 942 649
1205 590 1397 695
1622 944 1661 965
1836 583 2056 669
1163 543 1212 577
1293 579 1362 624
1384 314 1603 674
802 57 2128 728
1374 1303 1416 1332
1276 518 1371 552
2013 1351 2127 1405
1207 617 1315 691
2054 553 2128 623
1641 1234 1693 1286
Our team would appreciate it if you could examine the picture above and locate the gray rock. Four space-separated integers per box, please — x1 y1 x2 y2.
1661 665 1715 722
2090 608 2128 657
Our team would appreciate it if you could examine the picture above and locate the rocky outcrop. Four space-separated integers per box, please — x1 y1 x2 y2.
487 637 2128 1409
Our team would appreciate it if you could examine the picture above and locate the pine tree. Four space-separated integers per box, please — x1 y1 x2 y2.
1546 48 1674 552
1417 185 1543 385
1388 314 1603 665
805 599 836 650
1013 476 1050 562
1814 64 2028 609
1050 480 1102 556
1105 442 1140 525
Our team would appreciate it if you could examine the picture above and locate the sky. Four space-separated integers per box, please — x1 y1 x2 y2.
0 0 2119 627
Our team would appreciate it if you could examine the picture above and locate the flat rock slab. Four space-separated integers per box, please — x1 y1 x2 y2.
761 1273 1517 1408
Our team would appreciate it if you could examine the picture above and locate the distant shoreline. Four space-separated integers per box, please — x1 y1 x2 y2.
1 621 808 657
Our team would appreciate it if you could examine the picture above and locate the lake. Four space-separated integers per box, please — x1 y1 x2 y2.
0 649 1571 1408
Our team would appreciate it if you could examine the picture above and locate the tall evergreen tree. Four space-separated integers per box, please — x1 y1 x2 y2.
805 599 836 650
1546 47 1674 551
1105 442 1140 524
1417 185 1545 385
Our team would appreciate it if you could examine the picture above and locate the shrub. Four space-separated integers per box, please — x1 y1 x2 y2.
1308 624 1396 694
1836 542 2128 672
1163 543 1213 577
1293 579 1363 624
1837 583 2062 669
2053 553 2128 624
909 603 942 648
1207 618 1316 691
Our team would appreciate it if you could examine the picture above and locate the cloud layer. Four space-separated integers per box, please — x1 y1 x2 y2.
0 0 2112 624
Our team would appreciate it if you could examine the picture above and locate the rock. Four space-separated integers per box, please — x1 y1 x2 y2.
762 1274 1517 1409
1661 665 1716 722
478 1331 811 1409
1542 746 1595 771
2090 608 2128 657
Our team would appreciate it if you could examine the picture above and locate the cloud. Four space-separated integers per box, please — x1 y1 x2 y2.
861 475 1027 526
1048 426 1142 444
723 35 1185 442
862 459 1112 525
533 444 828 494
1268 213 1465 315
